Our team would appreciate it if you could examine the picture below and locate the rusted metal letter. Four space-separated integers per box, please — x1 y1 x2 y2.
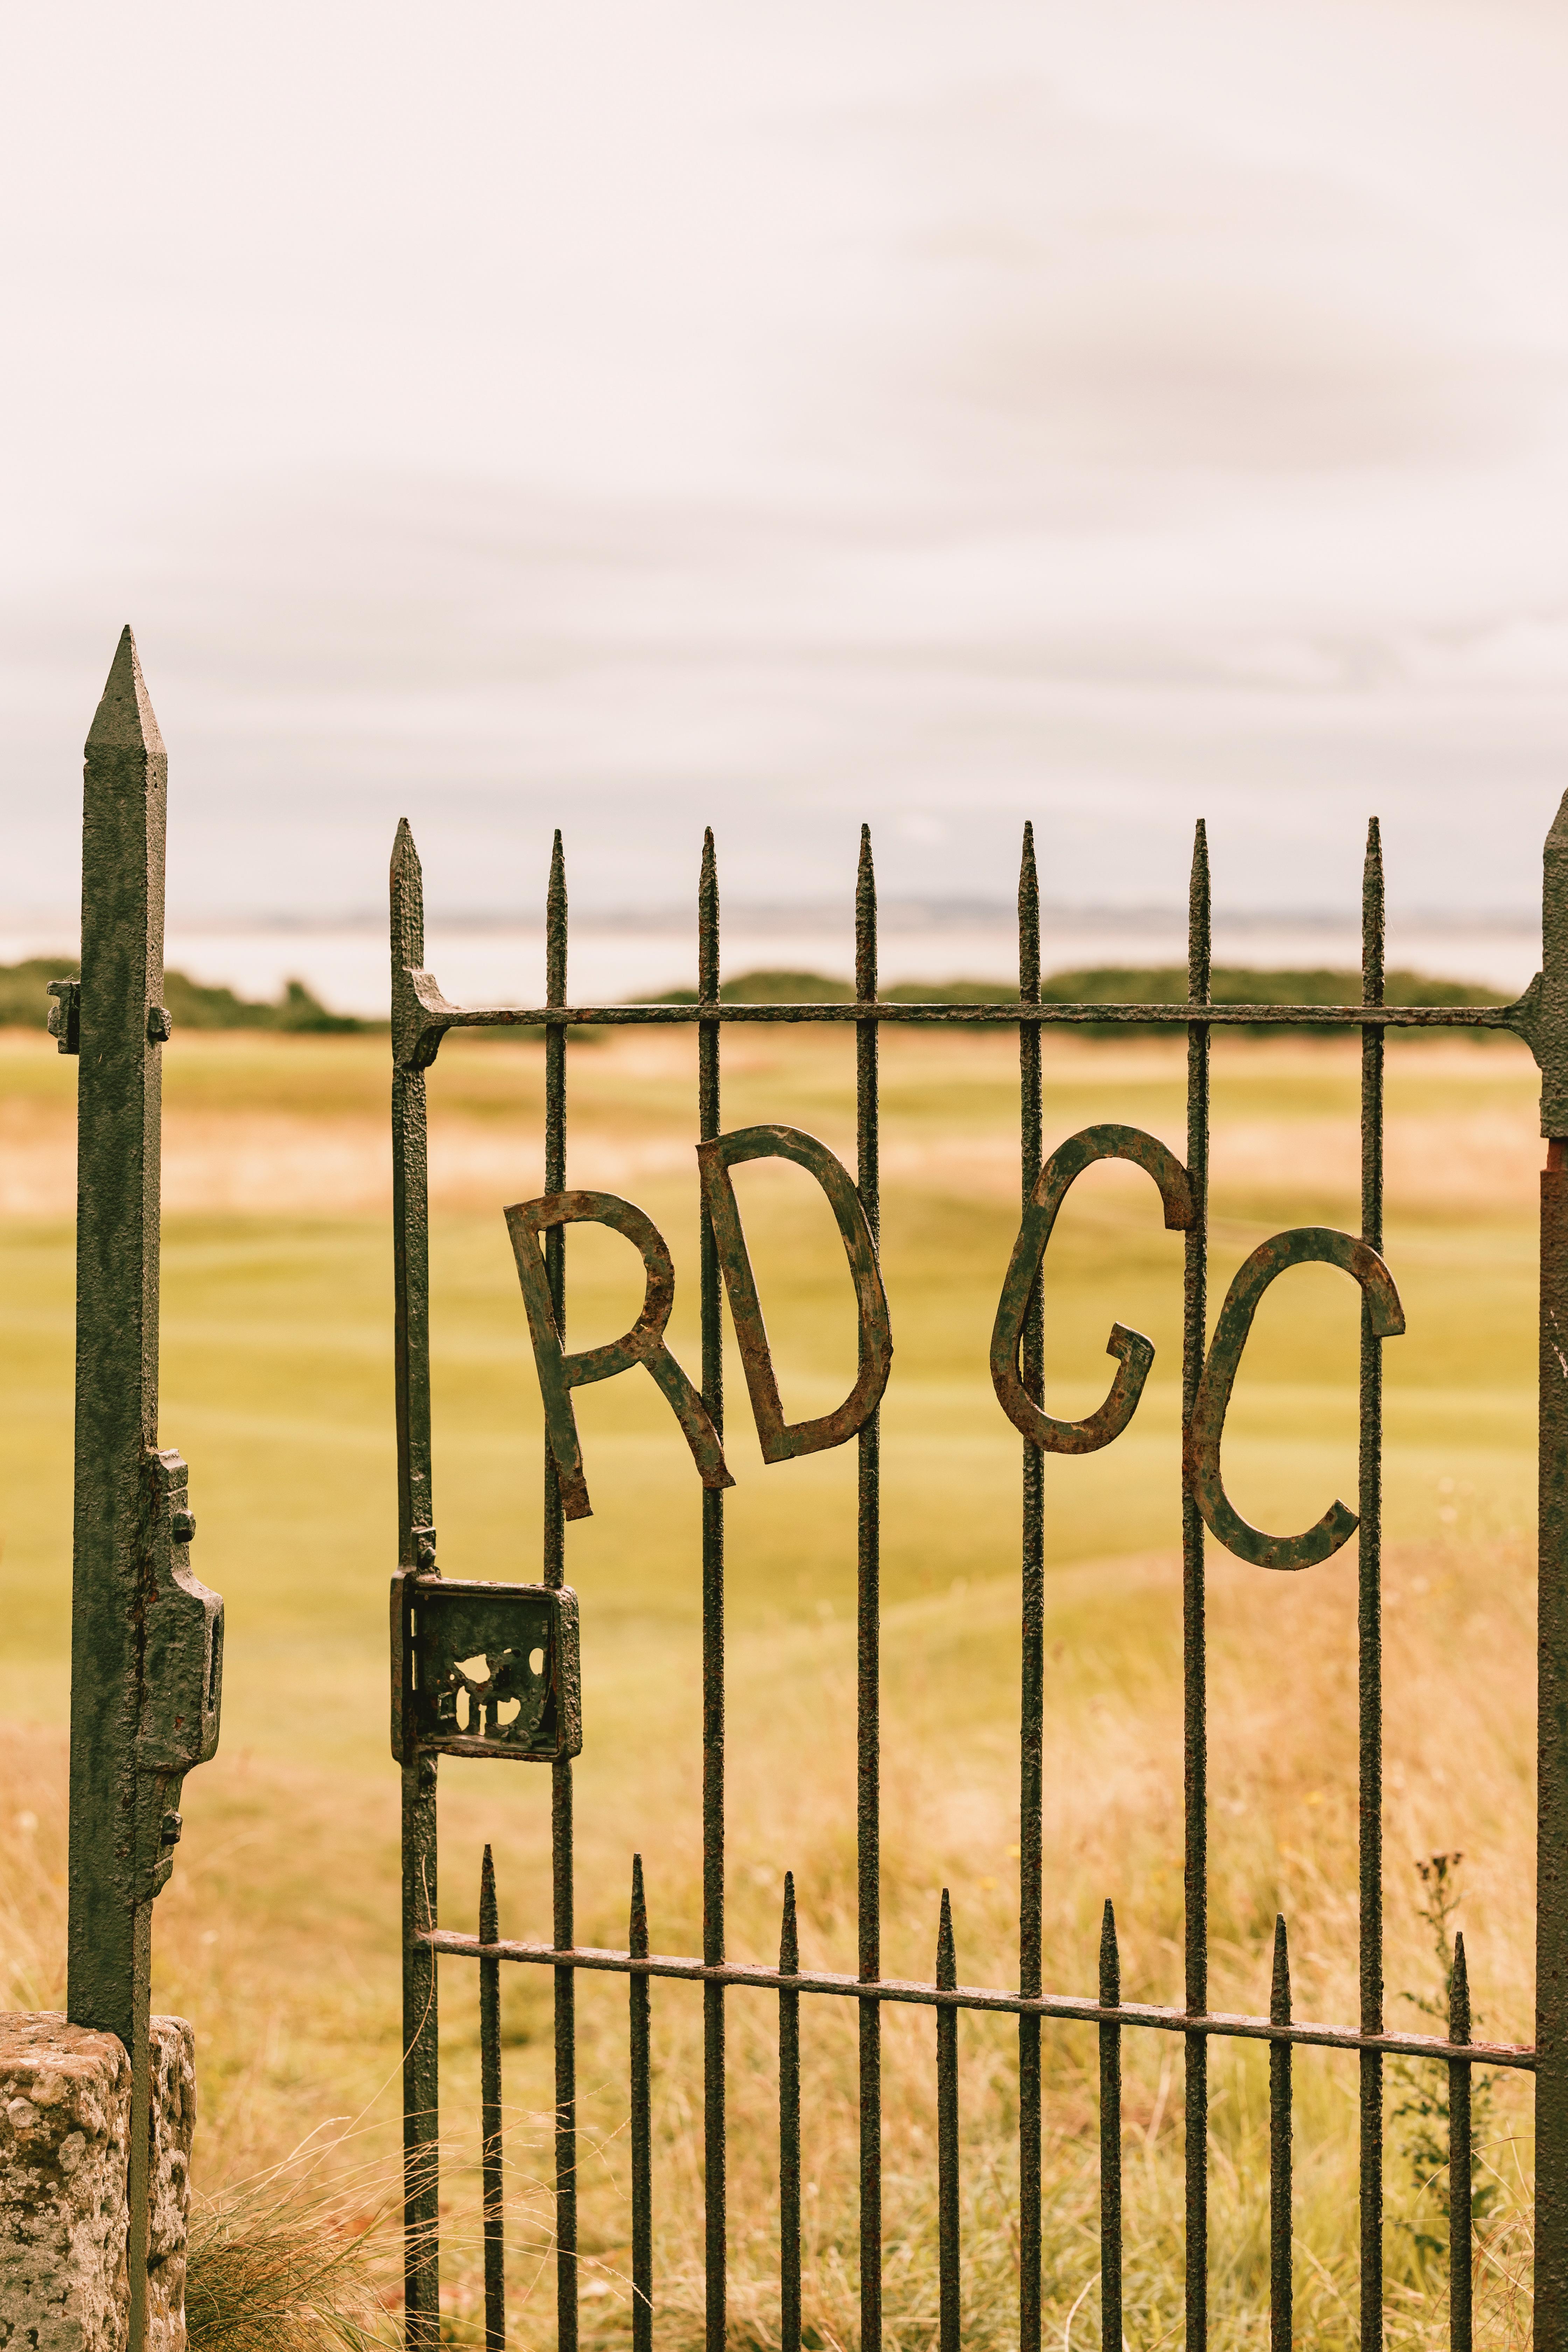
695 1123 891 1462
1187 1226 1404 1570
991 1123 1195 1454
506 1190 730 1520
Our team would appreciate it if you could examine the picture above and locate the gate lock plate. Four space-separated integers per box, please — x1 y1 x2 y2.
392 1575 581 1764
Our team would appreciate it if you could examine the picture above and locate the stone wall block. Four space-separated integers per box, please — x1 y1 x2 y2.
0 2014 196 2352
0 2012 131 2352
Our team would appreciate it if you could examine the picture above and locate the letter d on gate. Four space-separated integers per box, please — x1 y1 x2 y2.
697 1124 892 1460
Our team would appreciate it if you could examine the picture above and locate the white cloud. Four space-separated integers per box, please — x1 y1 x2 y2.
2 0 1568 919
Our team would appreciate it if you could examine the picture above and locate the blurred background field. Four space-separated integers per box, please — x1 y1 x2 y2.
0 1019 1542 2346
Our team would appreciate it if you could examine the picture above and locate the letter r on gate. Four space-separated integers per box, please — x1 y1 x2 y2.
505 1189 731 1522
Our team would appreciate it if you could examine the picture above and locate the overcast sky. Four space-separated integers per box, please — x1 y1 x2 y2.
4 0 1568 925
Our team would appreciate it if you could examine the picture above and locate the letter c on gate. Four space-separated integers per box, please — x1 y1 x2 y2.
697 1124 892 1461
991 1124 1196 1453
1186 1226 1405 1570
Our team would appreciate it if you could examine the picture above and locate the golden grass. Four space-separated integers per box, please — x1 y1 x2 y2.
0 1025 1545 2346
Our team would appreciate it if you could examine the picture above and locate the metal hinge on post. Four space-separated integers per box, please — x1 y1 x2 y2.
47 978 80 1054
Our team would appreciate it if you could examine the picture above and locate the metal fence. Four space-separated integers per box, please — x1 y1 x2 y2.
388 800 1568 2351
38 630 1566 2349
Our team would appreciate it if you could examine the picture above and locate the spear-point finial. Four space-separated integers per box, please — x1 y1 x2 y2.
1019 823 1040 1006
1099 1898 1120 2006
856 825 876 1005
630 1852 648 1960
392 816 421 881
699 828 719 1005
1450 1929 1471 2044
1269 1912 1291 2026
479 1843 498 1944
86 626 164 757
936 1887 956 1992
1540 793 1568 1133
390 819 427 1056
779 1869 798 1976
1363 819 1385 1008
546 830 567 1009
1189 820 1211 1006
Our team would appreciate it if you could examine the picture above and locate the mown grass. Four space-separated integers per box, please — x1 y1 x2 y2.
0 1024 1543 2345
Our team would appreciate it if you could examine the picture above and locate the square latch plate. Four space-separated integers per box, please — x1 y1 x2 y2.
392 1576 581 1763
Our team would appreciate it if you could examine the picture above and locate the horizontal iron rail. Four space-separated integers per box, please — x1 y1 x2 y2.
404 986 1526 1036
421 1931 1533 2069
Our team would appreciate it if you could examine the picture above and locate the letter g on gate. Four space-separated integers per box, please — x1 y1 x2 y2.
991 1124 1196 1453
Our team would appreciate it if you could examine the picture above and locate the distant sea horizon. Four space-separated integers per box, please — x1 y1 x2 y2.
0 904 1542 1020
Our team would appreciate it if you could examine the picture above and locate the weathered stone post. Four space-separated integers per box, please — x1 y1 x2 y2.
0 632 222 2352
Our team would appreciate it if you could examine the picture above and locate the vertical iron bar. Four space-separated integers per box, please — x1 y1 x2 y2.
855 826 883 2352
1360 819 1386 2352
936 1891 960 2352
543 834 577 2352
1017 824 1045 2352
481 1847 504 2352
630 1855 653 2352
1449 1933 1472 2352
392 817 440 2348
1537 789 1568 2352
1182 822 1211 2352
1269 1916 1293 2352
779 1873 802 2352
698 830 727 2352
1099 1902 1122 2352
65 632 168 2352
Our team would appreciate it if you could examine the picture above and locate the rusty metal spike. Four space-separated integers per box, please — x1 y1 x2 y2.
546 830 567 1009
478 1841 504 2349
1018 825 1040 1006
391 818 426 970
855 825 876 1005
937 1888 956 1992
1189 820 1211 1005
780 1871 799 1975
1451 1930 1471 2045
1363 820 1385 1008
629 1844 653 2352
1271 1914 1291 2026
699 828 719 1005
1268 1912 1293 2348
630 1852 649 1960
1099 1899 1120 2007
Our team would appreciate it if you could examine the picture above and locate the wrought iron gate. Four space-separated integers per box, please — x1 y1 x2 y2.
390 803 1568 2351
